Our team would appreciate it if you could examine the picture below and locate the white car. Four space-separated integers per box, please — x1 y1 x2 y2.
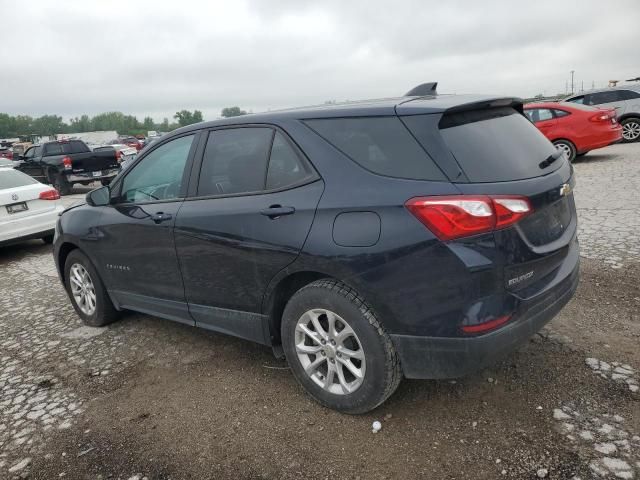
0 168 65 246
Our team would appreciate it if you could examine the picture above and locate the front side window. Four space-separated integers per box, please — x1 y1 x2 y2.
618 89 640 100
23 147 35 159
120 134 194 203
197 127 273 196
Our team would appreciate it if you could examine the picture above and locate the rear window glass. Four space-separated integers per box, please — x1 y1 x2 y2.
0 169 39 189
438 108 559 182
43 141 89 156
304 117 445 180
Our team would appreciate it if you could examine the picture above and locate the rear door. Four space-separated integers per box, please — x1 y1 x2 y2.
525 108 558 137
402 106 576 298
175 126 322 343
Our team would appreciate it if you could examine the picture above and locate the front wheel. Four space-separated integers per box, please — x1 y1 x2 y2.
281 279 402 414
621 117 640 143
64 250 120 327
553 139 576 162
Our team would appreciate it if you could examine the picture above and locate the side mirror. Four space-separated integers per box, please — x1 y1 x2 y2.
86 186 110 207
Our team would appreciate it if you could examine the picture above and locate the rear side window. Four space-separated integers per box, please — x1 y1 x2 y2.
437 108 558 183
618 89 640 100
305 117 445 181
43 141 89 156
554 109 571 118
567 95 584 104
0 169 39 189
266 132 314 190
589 91 622 105
197 128 273 196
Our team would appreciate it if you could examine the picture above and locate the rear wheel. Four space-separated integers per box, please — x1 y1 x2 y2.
64 250 120 327
621 117 640 143
48 170 72 196
281 279 402 414
553 139 576 162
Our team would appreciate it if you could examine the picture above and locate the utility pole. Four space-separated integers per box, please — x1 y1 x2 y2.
581 80 584 92
592 80 595 89
570 70 575 94
565 80 568 95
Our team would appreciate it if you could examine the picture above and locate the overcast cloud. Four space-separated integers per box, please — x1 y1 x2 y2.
1 0 638 122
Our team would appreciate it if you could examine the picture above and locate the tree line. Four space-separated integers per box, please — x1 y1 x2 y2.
0 106 247 139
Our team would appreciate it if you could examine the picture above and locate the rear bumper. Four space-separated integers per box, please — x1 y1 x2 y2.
576 127 623 153
0 206 63 246
67 168 119 183
391 257 579 379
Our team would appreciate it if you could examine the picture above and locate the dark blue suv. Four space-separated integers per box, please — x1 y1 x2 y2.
54 85 579 413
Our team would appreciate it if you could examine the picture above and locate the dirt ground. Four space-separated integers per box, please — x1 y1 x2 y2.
1 143 639 479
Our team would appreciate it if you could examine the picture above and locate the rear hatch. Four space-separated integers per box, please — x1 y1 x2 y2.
0 169 58 222
401 100 577 299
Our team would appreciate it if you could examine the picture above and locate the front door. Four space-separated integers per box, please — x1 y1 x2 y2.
95 133 198 324
17 146 46 181
175 127 323 342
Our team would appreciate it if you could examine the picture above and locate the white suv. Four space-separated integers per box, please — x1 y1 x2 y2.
564 85 640 142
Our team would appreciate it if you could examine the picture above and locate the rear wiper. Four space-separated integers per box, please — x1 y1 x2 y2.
539 150 563 169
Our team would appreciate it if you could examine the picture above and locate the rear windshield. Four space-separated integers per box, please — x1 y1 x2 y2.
0 169 39 189
44 140 89 156
304 117 446 181
438 107 559 182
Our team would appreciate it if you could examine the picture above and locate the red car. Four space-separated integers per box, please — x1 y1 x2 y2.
524 102 622 161
0 146 13 160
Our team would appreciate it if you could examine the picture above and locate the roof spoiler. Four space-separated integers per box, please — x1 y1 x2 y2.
404 82 438 96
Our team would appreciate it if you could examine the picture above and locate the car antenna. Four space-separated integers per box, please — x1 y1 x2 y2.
404 82 438 96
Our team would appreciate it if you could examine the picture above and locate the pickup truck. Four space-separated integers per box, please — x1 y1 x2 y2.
15 140 119 195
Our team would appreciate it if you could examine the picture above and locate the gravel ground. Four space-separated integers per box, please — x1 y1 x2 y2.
1 143 639 480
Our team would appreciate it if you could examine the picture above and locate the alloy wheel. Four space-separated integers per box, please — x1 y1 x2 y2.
555 142 573 160
69 263 97 315
622 120 640 141
295 308 366 395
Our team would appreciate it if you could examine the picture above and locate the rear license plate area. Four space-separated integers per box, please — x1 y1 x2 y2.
7 202 28 214
92 170 102 177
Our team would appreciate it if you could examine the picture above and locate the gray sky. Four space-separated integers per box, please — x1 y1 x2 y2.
1 0 638 122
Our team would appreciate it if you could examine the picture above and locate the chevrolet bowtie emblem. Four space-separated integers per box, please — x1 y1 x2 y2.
559 183 572 197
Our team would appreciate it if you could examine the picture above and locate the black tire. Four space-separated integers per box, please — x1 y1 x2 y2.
42 235 54 244
48 170 72 196
553 139 576 162
621 117 640 143
281 279 402 414
64 249 120 327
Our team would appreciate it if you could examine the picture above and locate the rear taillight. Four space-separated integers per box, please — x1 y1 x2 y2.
116 150 123 163
589 113 611 123
39 189 60 200
405 195 533 241
62 156 73 170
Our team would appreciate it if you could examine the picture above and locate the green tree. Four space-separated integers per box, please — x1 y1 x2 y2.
69 115 92 132
32 115 65 135
174 109 204 127
143 116 155 130
221 106 247 118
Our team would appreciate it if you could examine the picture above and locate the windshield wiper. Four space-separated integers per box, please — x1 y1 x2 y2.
539 150 563 169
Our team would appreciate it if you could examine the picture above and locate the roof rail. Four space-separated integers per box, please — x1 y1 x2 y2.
404 82 438 96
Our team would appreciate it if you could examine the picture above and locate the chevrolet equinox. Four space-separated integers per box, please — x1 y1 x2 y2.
54 83 579 413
